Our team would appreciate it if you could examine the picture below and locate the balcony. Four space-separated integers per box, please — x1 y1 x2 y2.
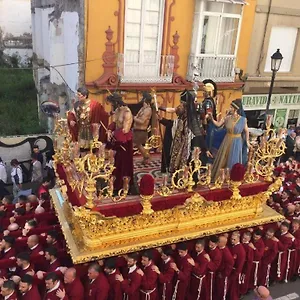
117 53 175 84
187 55 236 83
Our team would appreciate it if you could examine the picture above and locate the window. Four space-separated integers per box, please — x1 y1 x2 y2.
264 27 298 73
119 0 171 83
187 0 245 82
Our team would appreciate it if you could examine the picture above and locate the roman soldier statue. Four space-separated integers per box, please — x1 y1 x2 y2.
201 79 226 158
67 87 109 149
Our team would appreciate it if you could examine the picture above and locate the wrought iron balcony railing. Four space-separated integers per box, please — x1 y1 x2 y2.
117 53 175 83
187 55 236 82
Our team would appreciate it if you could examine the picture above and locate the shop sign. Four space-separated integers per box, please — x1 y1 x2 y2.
242 94 300 108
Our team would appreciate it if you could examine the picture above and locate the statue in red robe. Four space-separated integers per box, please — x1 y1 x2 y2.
106 93 134 191
67 87 109 149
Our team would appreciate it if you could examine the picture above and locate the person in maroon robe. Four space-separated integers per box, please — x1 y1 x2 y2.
187 239 208 300
106 93 134 191
44 247 61 273
45 230 63 251
169 242 193 300
0 236 16 259
0 280 18 300
240 231 254 295
206 235 222 300
227 232 246 300
152 247 175 300
137 251 158 300
27 235 44 257
44 272 67 300
85 263 109 300
116 253 142 300
272 221 293 282
67 87 109 149
103 258 122 300
0 236 16 278
19 274 41 300
248 229 265 290
215 235 234 300
287 219 300 280
63 268 84 300
13 252 35 283
258 228 279 287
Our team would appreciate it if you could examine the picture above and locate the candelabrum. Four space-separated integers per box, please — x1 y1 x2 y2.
144 133 161 151
157 174 173 197
210 168 225 190
171 147 211 193
97 176 130 203
254 115 286 182
244 146 259 184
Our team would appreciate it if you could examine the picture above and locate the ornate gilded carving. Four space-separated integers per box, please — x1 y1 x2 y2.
51 178 284 263
254 118 286 182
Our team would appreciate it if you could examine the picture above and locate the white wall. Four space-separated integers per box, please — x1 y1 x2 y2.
32 9 79 92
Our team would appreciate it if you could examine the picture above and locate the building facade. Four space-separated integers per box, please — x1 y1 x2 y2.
85 0 256 115
30 0 257 129
243 0 300 128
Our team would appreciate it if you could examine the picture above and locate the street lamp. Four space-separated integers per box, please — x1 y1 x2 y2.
265 49 283 124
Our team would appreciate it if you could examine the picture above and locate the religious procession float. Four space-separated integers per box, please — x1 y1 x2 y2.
50 82 285 265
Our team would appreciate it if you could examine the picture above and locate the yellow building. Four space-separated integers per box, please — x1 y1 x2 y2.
85 0 256 116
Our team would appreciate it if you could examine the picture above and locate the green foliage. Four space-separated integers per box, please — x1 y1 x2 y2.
0 67 47 136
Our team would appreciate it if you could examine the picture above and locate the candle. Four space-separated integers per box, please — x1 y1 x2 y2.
266 115 272 128
108 150 114 164
109 176 115 191
98 144 105 158
162 174 168 186
219 169 225 182
225 168 230 182
183 166 189 179
193 147 200 160
153 93 158 112
207 164 212 177
123 177 130 191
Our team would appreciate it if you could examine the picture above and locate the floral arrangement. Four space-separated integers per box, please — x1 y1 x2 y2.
230 163 246 182
139 174 155 196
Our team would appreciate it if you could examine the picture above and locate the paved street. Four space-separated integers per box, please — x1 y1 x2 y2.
243 279 300 300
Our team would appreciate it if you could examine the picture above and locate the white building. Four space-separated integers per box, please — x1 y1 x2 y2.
31 0 85 131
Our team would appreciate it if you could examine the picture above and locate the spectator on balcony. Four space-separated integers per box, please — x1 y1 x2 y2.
19 274 41 300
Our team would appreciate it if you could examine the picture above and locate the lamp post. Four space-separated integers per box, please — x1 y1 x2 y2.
265 49 283 124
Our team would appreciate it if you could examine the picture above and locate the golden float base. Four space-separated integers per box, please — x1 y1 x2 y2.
51 179 284 264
